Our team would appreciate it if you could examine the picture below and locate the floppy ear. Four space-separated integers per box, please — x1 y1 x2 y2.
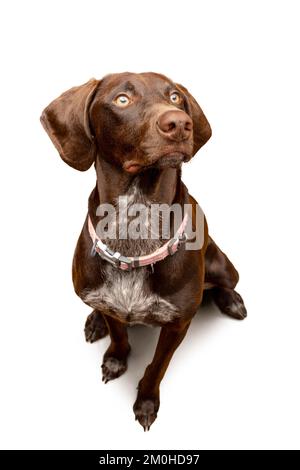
177 84 212 155
40 79 100 171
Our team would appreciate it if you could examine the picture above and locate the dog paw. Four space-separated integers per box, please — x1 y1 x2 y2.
84 310 108 343
224 295 247 319
101 357 127 383
214 289 247 320
133 397 159 431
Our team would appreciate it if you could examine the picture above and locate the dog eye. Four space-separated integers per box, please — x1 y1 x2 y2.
170 92 182 105
114 94 131 107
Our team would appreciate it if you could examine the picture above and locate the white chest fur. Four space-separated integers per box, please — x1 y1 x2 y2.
83 266 179 326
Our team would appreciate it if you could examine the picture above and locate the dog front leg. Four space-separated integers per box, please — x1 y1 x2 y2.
133 320 191 431
84 309 108 343
101 315 131 383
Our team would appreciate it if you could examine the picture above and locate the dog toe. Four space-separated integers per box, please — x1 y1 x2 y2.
101 357 127 383
84 310 108 343
133 398 159 431
224 298 247 320
213 288 247 320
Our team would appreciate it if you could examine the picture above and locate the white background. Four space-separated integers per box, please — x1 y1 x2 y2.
0 0 299 450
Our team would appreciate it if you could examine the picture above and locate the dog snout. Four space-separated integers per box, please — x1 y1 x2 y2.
157 110 193 141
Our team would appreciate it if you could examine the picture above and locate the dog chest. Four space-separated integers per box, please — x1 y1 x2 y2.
83 266 180 326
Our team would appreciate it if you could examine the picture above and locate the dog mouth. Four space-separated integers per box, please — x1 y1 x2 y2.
150 151 189 169
123 162 144 174
123 149 192 174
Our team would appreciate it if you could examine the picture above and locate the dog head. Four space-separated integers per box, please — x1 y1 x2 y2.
41 72 212 173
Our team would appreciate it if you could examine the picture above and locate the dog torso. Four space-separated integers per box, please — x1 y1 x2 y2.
82 178 182 326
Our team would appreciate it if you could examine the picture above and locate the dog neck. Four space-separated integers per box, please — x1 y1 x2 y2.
87 156 184 257
94 157 179 206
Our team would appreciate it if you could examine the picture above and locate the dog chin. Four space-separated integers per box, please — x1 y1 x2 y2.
123 152 191 174
153 152 190 169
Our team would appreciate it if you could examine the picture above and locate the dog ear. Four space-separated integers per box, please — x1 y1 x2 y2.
40 79 100 171
177 84 212 155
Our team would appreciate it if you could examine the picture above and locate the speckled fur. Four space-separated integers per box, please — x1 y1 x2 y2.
84 178 180 325
83 266 180 325
104 179 163 257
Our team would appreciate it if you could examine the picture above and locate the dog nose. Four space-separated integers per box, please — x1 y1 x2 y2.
157 110 193 141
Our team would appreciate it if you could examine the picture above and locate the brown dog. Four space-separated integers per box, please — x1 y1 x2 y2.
41 72 247 431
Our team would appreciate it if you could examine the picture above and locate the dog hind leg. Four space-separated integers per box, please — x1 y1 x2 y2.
205 237 247 320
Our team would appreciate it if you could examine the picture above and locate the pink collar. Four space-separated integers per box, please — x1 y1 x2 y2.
88 214 188 271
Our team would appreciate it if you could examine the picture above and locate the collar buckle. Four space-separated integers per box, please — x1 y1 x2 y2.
178 232 187 244
118 255 133 270
101 246 133 270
